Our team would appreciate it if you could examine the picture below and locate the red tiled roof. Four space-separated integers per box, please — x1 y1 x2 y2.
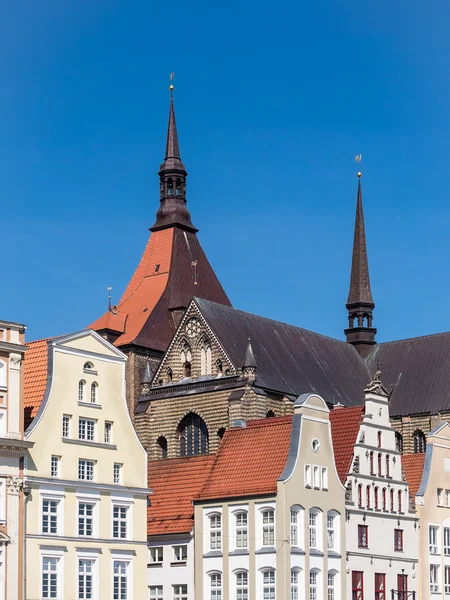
330 405 364 484
402 453 426 498
147 455 215 536
23 339 50 428
89 228 174 346
195 416 293 501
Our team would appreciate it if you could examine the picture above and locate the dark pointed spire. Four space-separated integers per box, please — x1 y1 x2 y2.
345 173 377 356
140 360 153 395
242 338 257 382
151 86 198 233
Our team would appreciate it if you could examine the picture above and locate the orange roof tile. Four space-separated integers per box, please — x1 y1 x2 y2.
23 339 50 428
402 453 426 498
330 405 364 484
195 416 293 501
147 455 215 536
89 228 174 346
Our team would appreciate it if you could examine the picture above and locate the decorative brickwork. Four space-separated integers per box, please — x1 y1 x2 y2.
390 411 450 454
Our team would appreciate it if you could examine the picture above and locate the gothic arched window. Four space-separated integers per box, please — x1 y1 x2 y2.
166 368 173 384
413 430 426 454
395 431 403 453
78 380 85 403
180 342 192 378
200 339 212 376
157 436 168 459
178 413 208 456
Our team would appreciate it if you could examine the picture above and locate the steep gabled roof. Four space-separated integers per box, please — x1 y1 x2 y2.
23 338 50 428
195 417 292 501
402 453 426 499
147 455 215 535
329 405 365 484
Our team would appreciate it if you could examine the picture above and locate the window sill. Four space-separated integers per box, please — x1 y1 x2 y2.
0 386 6 392
310 549 324 556
170 561 187 567
147 563 163 568
394 549 404 553
255 547 276 554
290 547 305 555
229 549 249 556
202 551 223 558
78 402 102 410
62 438 116 450
83 369 98 376
358 546 368 550
327 550 341 558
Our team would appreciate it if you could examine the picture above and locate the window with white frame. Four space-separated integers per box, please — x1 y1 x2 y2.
42 499 60 535
78 558 94 600
310 570 319 600
62 414 70 438
309 510 320 549
78 380 85 403
305 464 311 487
210 573 222 600
0 479 5 522
51 456 60 478
149 586 163 600
78 459 95 481
209 514 222 550
0 411 5 437
113 505 128 539
173 584 188 600
313 465 320 488
429 525 439 554
236 572 248 600
78 502 94 537
430 564 439 593
173 545 187 562
447 490 450 507
235 512 248 548
79 418 96 441
149 547 163 564
114 463 122 484
438 488 444 505
113 560 128 599
322 467 328 490
327 513 335 550
445 566 450 595
0 361 5 388
290 509 298 546
444 528 450 556
291 569 299 600
262 509 275 546
105 422 113 444
262 569 275 600
328 572 336 600
42 556 60 598
90 382 98 403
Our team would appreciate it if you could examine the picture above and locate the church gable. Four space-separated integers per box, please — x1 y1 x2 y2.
153 299 235 385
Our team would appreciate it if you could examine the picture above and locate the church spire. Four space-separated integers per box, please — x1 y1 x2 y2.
344 173 376 356
151 84 198 233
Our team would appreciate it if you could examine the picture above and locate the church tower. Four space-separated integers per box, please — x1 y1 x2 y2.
344 173 376 356
89 86 231 416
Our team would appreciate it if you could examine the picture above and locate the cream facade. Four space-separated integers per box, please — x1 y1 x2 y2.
24 330 150 600
0 321 33 600
415 422 450 600
343 377 419 600
194 393 346 600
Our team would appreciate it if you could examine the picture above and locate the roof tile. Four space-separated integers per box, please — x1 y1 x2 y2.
402 453 426 499
329 405 364 484
23 339 50 428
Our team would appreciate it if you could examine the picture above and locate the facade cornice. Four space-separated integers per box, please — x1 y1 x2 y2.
0 342 26 354
25 476 152 497
346 507 418 521
346 550 418 563
28 534 148 546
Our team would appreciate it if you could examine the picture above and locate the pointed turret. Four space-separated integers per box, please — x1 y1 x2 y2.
242 338 257 382
141 360 153 395
344 174 376 356
151 87 197 233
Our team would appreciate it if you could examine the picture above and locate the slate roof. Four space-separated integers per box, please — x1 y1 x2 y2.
23 339 50 429
147 455 215 536
195 417 293 501
329 405 365 484
402 453 426 499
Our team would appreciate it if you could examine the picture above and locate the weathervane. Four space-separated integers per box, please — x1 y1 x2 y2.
355 154 362 178
169 72 175 94
107 286 112 312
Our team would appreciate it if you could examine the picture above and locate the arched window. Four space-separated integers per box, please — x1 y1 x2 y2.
386 454 390 477
374 486 379 510
310 569 320 600
167 177 173 196
327 511 339 551
83 362 94 371
370 451 374 475
290 505 304 548
378 453 383 477
413 430 426 454
209 572 222 600
235 572 248 600
366 485 371 509
262 569 275 600
166 368 173 384
390 488 395 512
157 436 168 459
266 410 275 419
78 380 85 403
309 508 322 550
234 511 248 549
216 360 223 376
358 484 363 508
382 488 387 511
328 571 337 600
178 413 208 456
200 339 212 376
377 431 382 448
291 569 301 600
398 490 403 513
175 178 182 196
90 382 98 404
208 513 222 550
0 361 6 388
395 431 403 453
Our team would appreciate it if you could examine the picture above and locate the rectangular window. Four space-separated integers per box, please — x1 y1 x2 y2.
313 465 320 488
310 571 317 600
438 488 444 505
328 572 335 600
429 525 439 554
430 565 439 593
42 556 59 598
327 514 335 550
42 499 59 535
104 421 113 444
397 575 408 600
51 456 60 478
322 467 328 490
305 464 311 487
263 570 275 600
445 528 450 556
445 566 450 594
113 505 128 539
290 510 298 546
209 514 222 550
149 547 163 564
236 572 248 600
79 418 96 441
446 489 450 507
114 463 122 484
78 558 94 600
113 560 128 600
375 573 386 600
394 529 403 552
173 584 188 600
173 545 187 562
236 512 248 548
149 586 163 600
210 573 221 600
309 512 318 549
358 525 368 548
78 459 95 481
78 502 94 537
262 509 275 546
352 571 364 600
62 415 70 438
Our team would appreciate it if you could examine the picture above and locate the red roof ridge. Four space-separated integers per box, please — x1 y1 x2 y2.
244 416 293 428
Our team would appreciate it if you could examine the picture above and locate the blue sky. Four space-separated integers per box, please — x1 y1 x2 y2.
2 0 450 343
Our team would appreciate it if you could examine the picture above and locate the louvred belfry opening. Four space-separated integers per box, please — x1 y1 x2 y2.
88 89 231 354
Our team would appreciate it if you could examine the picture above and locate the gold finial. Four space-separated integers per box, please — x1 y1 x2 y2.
169 72 175 92
357 171 362 178
355 154 362 178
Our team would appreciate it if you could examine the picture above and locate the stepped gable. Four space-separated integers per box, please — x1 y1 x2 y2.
195 417 293 501
329 405 365 483
367 332 450 416
147 455 215 535
23 338 50 429
195 298 370 404
402 453 426 499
